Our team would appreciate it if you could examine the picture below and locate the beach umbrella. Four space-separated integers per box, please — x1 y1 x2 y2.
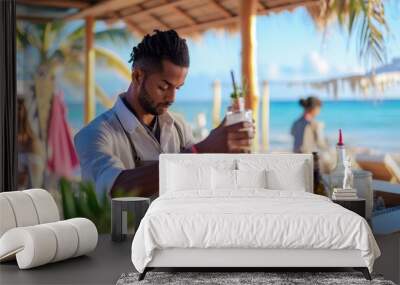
47 91 79 178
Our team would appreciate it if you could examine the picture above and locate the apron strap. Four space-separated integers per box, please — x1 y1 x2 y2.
115 113 185 164
173 121 185 152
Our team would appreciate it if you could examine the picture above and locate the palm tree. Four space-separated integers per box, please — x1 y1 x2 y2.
16 21 133 140
307 0 388 67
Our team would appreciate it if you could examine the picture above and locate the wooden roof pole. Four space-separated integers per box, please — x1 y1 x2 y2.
212 80 222 128
262 80 270 152
240 0 259 151
84 16 95 124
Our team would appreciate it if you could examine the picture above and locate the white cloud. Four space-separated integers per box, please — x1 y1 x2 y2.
266 63 281 79
260 52 368 81
307 51 330 75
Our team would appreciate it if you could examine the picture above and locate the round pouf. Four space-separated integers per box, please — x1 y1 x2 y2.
111 197 150 242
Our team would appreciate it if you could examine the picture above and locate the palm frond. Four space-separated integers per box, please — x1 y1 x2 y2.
60 26 132 51
62 67 115 108
60 25 85 50
95 84 115 108
307 0 388 67
43 23 57 57
355 0 387 66
17 21 131 109
94 46 131 81
94 28 132 45
46 21 75 60
19 23 44 51
16 22 31 50
62 67 84 88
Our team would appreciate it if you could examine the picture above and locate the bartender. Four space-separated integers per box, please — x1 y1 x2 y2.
74 30 255 198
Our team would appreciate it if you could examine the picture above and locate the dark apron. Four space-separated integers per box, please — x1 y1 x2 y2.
115 113 184 197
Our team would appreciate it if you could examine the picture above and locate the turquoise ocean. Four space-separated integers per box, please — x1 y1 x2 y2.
67 99 400 153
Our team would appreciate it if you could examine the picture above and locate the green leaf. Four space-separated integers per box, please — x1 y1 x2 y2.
60 25 85 51
94 46 131 81
16 23 31 50
59 177 111 233
75 185 93 219
59 177 77 219
310 0 388 67
81 181 102 216
94 28 132 45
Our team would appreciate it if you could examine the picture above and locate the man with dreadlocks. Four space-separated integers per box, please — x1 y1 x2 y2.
74 30 255 197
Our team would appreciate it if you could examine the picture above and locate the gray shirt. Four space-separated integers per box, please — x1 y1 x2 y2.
74 96 195 196
291 116 327 153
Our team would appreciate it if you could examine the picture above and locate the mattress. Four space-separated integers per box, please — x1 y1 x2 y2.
131 190 380 273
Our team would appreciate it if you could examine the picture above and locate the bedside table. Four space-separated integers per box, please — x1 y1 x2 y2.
111 197 150 242
332 198 366 218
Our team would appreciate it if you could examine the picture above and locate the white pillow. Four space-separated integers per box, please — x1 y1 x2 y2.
211 169 268 190
236 169 267 189
237 158 309 192
212 168 237 190
266 167 307 191
167 162 212 191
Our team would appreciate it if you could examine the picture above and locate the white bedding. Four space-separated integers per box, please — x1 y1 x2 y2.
131 190 380 273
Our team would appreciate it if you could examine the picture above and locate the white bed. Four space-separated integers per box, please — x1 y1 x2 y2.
131 154 380 280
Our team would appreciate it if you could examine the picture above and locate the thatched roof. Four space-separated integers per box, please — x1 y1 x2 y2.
17 0 321 37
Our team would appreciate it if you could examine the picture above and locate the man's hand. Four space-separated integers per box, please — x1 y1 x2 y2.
195 118 255 153
111 161 159 198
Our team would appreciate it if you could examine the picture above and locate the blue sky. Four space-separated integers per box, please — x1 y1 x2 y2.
92 1 400 101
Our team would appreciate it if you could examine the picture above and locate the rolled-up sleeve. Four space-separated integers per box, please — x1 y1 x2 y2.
74 125 124 197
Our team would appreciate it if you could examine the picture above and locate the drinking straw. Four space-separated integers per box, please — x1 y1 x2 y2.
230 70 237 95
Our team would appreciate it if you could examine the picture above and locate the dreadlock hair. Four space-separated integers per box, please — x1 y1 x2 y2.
129 29 189 72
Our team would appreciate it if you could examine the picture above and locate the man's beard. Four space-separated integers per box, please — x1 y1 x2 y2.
138 82 173 115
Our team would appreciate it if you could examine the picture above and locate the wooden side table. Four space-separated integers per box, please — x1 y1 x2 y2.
332 198 366 218
111 197 150 242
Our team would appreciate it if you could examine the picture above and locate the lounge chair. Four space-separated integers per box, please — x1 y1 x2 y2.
356 154 400 183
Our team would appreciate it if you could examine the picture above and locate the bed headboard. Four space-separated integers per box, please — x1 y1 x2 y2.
159 153 313 195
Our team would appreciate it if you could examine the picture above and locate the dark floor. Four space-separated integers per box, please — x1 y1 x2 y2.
1 233 398 285
0 235 133 285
